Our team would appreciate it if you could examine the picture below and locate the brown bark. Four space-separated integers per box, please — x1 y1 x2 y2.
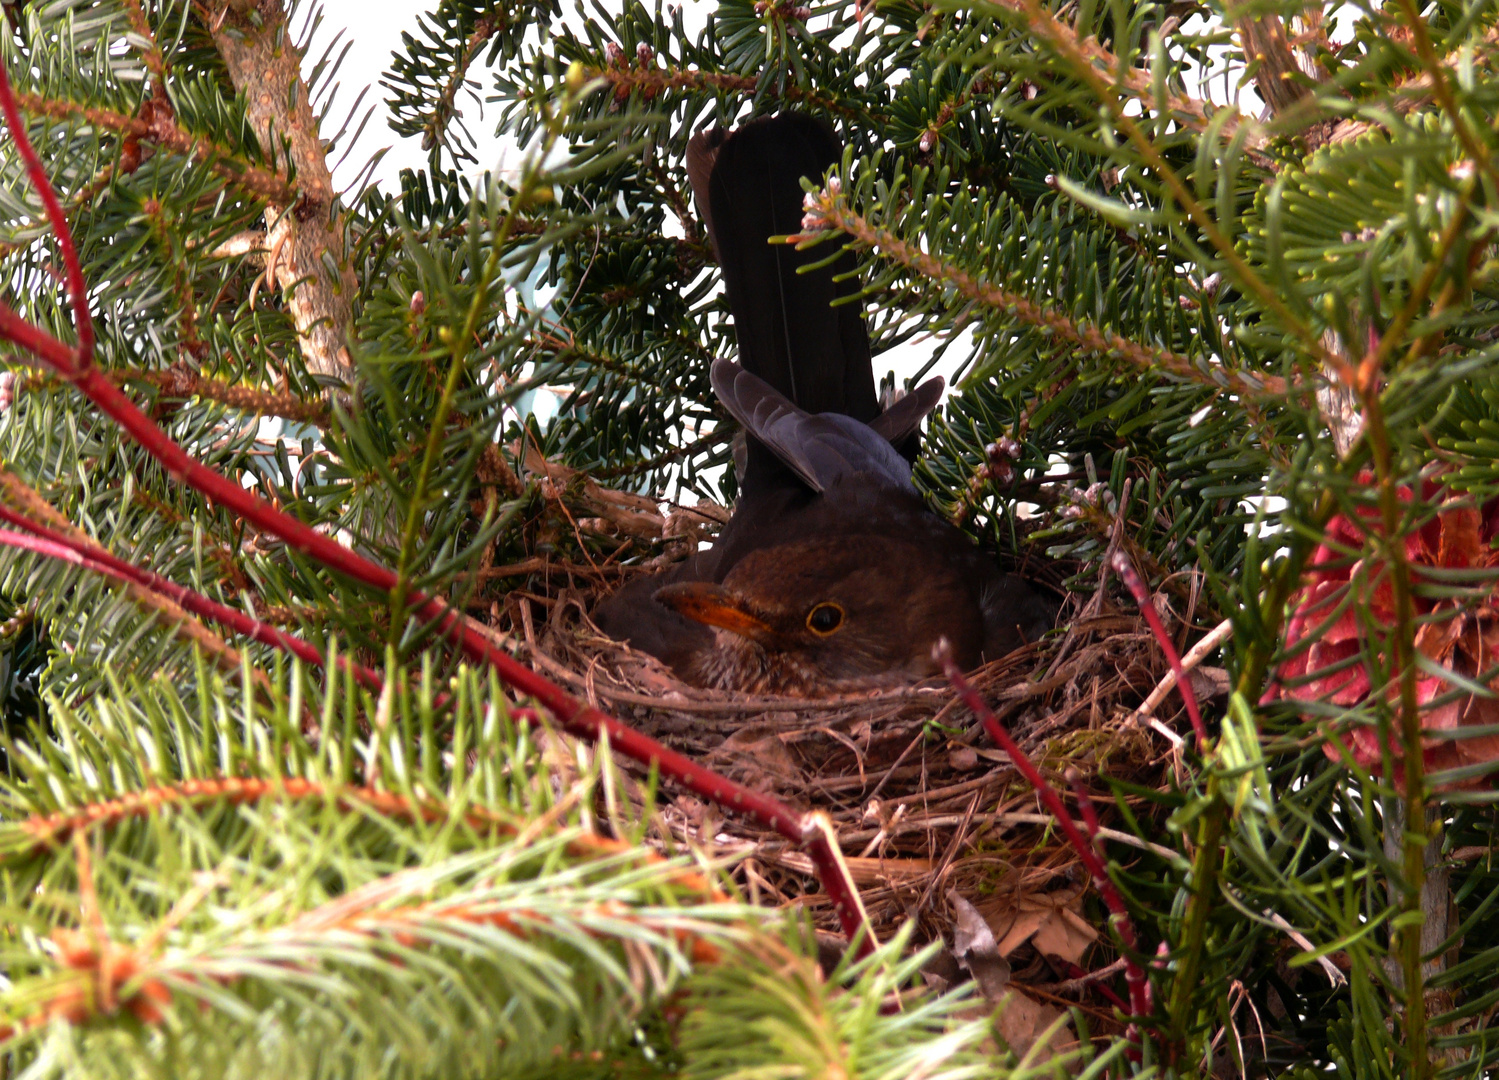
209 0 358 384
1237 13 1316 118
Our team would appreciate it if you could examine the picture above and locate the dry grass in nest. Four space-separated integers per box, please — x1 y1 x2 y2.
484 553 1220 1025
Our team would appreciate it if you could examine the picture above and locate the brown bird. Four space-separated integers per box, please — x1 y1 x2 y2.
595 113 1053 695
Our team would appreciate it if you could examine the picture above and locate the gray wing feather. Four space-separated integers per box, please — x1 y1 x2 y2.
868 377 944 446
711 358 912 493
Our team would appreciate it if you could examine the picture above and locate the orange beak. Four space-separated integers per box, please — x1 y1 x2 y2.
654 582 773 641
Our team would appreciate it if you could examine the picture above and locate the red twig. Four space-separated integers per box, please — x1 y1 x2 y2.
0 81 93 365
1110 551 1208 749
0 507 387 695
935 638 1150 1020
1065 767 1105 843
0 63 876 956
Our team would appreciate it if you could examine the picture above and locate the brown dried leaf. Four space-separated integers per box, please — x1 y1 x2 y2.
1031 906 1100 965
993 990 1071 1062
948 890 1011 1003
984 886 1098 964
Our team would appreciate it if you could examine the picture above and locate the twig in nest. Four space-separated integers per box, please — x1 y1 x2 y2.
865 731 927 803
907 791 982 923
936 637 1153 1032
1130 618 1233 733
1111 551 1209 749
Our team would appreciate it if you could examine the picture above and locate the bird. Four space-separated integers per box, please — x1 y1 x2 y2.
594 112 1054 695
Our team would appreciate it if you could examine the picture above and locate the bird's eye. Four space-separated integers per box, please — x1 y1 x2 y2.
805 602 845 636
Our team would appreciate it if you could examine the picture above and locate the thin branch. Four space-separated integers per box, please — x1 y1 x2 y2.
1111 551 1209 749
1131 617 1232 728
935 639 1151 1024
1 95 95 364
0 494 384 696
13 93 296 205
804 195 1281 396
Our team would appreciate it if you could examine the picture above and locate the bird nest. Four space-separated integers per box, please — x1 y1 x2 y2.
487 546 1224 1029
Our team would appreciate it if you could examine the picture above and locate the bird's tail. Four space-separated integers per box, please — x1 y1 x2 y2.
686 113 877 423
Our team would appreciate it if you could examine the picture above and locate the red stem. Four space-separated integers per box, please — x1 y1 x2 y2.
0 505 386 694
0 307 77 370
1065 767 1105 845
0 78 93 365
1110 551 1208 749
0 64 875 955
936 638 1150 1019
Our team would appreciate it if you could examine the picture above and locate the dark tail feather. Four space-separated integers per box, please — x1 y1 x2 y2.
686 114 877 423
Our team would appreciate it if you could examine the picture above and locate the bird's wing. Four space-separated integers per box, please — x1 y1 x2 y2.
712 358 912 494
868 377 944 449
686 113 878 421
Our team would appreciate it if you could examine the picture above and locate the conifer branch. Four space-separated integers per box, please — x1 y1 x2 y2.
0 487 381 696
12 93 297 205
117 366 332 425
0 526 251 678
592 428 731 479
1386 2 1499 194
11 775 723 906
978 0 1499 158
0 855 730 1046
207 0 359 382
1323 24 1499 146
586 63 859 116
0 162 119 259
974 0 1258 145
427 11 504 156
1000 0 1335 371
804 194 1281 395
121 0 170 83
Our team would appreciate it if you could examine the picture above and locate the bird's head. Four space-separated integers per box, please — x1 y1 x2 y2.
653 535 986 694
